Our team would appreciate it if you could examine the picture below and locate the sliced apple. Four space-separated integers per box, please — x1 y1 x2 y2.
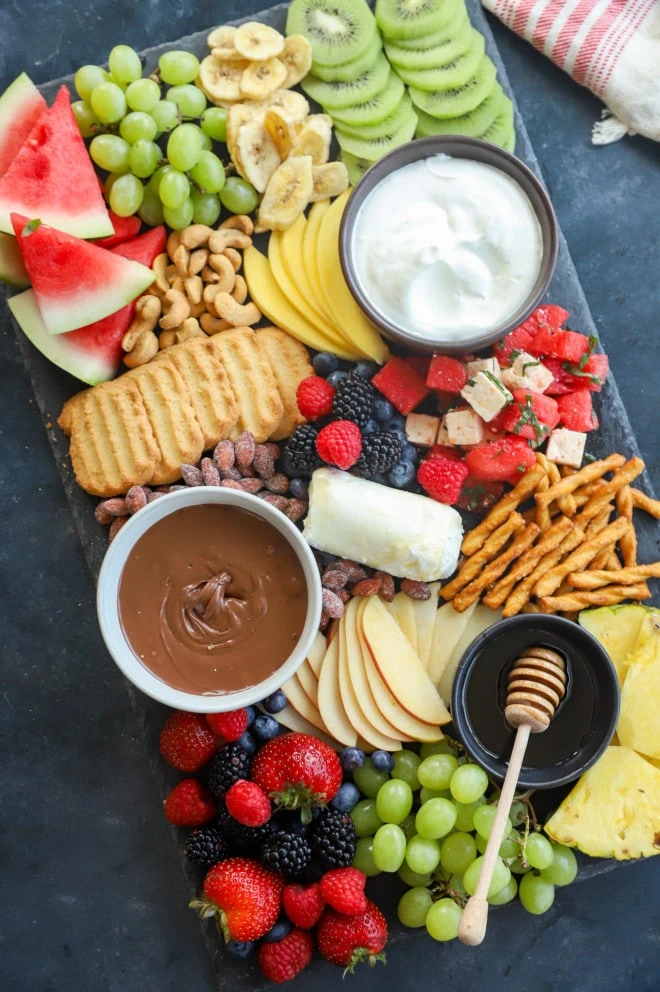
427 600 479 688
307 630 327 678
317 636 358 747
410 583 441 669
387 592 418 654
282 668 329 735
361 597 451 727
338 610 402 750
437 604 503 706
296 658 319 708
273 703 340 749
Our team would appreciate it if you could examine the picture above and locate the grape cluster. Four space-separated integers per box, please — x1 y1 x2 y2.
349 742 578 941
72 45 259 228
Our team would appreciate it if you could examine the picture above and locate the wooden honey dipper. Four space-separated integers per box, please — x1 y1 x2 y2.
458 646 566 946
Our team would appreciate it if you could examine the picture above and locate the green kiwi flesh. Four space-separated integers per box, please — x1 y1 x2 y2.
414 83 505 137
286 0 377 67
340 150 372 185
311 30 382 82
480 101 515 148
392 2 468 49
333 90 417 139
375 0 461 41
330 72 405 126
385 18 473 70
409 54 497 118
502 129 516 154
301 52 390 110
335 108 418 160
394 31 485 91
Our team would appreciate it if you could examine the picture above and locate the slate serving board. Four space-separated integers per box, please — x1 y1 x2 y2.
3 1 658 987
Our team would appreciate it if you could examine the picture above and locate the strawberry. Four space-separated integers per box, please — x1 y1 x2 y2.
205 709 249 743
320 868 367 916
417 454 469 505
164 779 216 826
372 358 430 415
296 376 335 420
426 355 468 393
258 928 313 984
282 882 325 929
317 900 387 973
190 857 283 942
251 732 342 822
315 420 362 470
160 711 218 772
225 779 271 827
464 436 536 483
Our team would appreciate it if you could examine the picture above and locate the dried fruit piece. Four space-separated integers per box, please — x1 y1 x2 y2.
240 58 288 101
264 106 298 159
234 21 285 61
268 89 310 121
258 155 313 231
280 35 313 88
198 55 249 103
207 25 237 53
310 161 349 202
290 115 332 165
234 121 281 192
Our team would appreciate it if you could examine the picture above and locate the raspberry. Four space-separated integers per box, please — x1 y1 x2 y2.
160 711 218 772
163 779 216 827
258 928 314 984
418 454 469 505
296 376 335 420
205 709 249 743
282 882 325 929
225 780 272 828
315 420 362 470
320 867 368 916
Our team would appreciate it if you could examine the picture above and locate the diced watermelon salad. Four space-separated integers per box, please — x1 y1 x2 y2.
372 305 609 507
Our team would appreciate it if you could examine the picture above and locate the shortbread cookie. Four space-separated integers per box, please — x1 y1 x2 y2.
255 325 313 440
210 327 284 442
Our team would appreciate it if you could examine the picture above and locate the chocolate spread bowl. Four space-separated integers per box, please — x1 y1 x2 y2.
96 488 322 713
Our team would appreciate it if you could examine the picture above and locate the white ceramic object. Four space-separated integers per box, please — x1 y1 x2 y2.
97 487 322 713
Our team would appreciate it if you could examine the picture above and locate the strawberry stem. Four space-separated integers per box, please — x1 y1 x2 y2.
343 948 387 976
269 784 327 824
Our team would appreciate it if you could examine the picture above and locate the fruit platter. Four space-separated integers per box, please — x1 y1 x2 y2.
1 0 659 987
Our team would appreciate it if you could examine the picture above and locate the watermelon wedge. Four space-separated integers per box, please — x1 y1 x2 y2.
11 213 155 335
0 73 47 177
93 212 141 249
0 86 112 238
8 227 166 384
0 232 29 288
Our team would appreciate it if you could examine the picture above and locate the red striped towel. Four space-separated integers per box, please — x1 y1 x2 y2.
483 0 660 143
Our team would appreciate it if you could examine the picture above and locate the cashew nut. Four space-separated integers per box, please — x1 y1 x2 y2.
207 253 236 292
180 224 213 250
188 248 209 276
201 312 232 335
203 282 222 306
219 214 255 236
189 299 207 318
223 247 242 272
173 243 191 278
184 275 203 305
231 274 248 304
166 230 182 259
152 253 170 293
165 264 178 283
169 276 185 295
159 288 191 330
213 292 261 326
122 295 162 351
208 229 252 253
123 330 159 367
159 330 178 349
176 317 206 342
201 266 220 283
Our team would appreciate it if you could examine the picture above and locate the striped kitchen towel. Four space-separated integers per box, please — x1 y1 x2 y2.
482 0 660 144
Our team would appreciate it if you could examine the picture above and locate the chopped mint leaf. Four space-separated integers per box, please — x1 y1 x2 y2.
509 349 521 362
22 218 41 236
584 453 596 463
522 361 540 375
483 370 511 397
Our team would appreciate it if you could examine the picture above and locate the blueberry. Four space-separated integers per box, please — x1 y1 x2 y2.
236 730 257 756
340 746 365 771
313 352 339 377
326 369 348 389
252 714 280 741
370 750 395 772
227 941 256 959
354 360 380 379
244 705 256 727
362 419 380 436
262 919 293 944
402 443 419 464
383 414 406 433
373 396 394 423
263 690 287 714
391 429 408 448
330 781 360 813
387 460 417 489
289 477 309 499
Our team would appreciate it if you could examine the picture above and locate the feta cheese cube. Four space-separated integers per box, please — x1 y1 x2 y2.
466 357 502 380
445 409 485 447
502 352 554 394
436 417 455 447
405 412 440 447
546 429 587 468
460 371 512 422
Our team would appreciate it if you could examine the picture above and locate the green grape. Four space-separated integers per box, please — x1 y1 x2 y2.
398 863 432 888
201 106 227 142
108 45 142 86
487 876 518 906
109 173 144 217
104 172 120 197
167 84 207 119
541 844 577 886
163 198 194 230
405 835 441 874
199 132 213 151
126 78 161 113
425 898 462 942
90 82 127 124
189 150 226 194
71 100 99 138
419 787 451 804
475 832 487 855
509 855 530 875
392 750 421 790
353 763 389 799
402 814 417 841
372 824 406 873
397 887 433 928
509 799 527 826
119 111 158 144
473 804 512 841
448 873 467 898
74 65 109 102
167 123 203 171
376 779 413 825
450 764 489 805
138 185 165 226
417 754 458 791
128 139 160 179
519 873 555 914
159 50 201 86
453 797 486 832
191 190 220 226
415 798 457 840
499 833 520 861
420 739 457 759
350 799 382 838
159 169 190 209
90 134 130 174
525 833 555 870
148 164 171 193
439 831 477 876
464 855 511 898
150 100 179 135
219 176 259 215
352 837 381 877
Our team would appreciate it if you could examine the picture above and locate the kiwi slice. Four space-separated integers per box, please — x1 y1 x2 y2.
480 100 515 149
502 129 516 154
336 109 418 161
311 31 382 83
395 31 485 91
334 90 417 139
331 72 405 127
340 150 372 185
393 3 468 49
375 0 461 41
409 54 497 118
301 53 390 110
286 0 377 67
414 83 505 137
385 19 473 71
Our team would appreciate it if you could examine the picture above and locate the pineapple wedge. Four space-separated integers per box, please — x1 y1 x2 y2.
618 612 660 759
578 603 648 686
545 746 660 859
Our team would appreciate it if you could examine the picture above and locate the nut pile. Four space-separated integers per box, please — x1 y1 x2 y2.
316 557 433 630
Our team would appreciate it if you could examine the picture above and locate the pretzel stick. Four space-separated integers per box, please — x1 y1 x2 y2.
540 582 651 612
606 552 622 570
502 526 585 618
568 563 660 589
536 453 576 517
533 516 631 599
452 524 541 613
630 488 660 518
584 507 613 537
535 453 625 507
483 516 574 610
559 466 576 477
460 467 544 556
572 480 608 509
573 458 645 527
589 543 615 570
441 514 525 600
615 486 637 566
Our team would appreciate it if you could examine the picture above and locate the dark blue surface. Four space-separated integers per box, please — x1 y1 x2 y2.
1 3 659 991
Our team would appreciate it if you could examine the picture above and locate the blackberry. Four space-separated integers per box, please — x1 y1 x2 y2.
285 424 320 475
332 371 374 428
207 742 252 797
261 830 312 879
354 431 403 477
311 809 356 867
216 799 271 853
185 826 228 867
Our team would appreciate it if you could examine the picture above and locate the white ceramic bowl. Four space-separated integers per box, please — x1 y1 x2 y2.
97 487 322 712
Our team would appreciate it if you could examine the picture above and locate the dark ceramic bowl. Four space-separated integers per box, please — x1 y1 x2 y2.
450 614 619 789
339 137 558 355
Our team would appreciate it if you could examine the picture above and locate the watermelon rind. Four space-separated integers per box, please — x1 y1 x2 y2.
0 72 47 177
0 232 29 288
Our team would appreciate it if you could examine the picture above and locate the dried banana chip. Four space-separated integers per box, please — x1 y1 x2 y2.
258 155 314 231
240 58 288 101
210 47 247 63
290 114 332 165
234 121 281 193
279 35 313 89
226 102 267 160
234 21 285 61
268 89 310 123
309 161 349 202
263 106 298 159
207 25 236 51
198 55 249 104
